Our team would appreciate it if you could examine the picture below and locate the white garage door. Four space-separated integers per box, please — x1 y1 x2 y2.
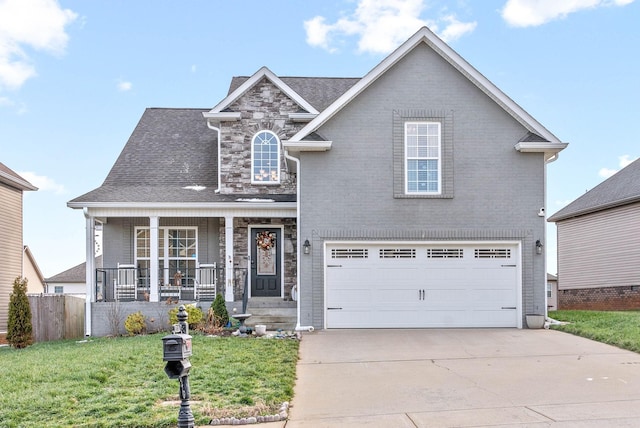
326 243 520 328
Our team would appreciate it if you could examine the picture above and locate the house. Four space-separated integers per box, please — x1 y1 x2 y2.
0 163 38 334
44 257 102 297
547 273 558 311
68 27 568 336
548 157 640 310
23 246 46 295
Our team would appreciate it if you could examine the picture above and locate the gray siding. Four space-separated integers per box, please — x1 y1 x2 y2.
298 43 547 328
103 217 221 269
0 183 23 332
557 202 640 290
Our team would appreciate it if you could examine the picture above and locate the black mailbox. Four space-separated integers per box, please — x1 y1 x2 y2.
162 333 192 361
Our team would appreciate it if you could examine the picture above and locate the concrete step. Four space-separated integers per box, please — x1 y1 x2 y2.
242 298 296 331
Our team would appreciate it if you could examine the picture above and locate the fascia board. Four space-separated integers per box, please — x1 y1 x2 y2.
67 201 297 210
290 26 564 146
282 140 332 152
202 111 241 121
0 170 38 191
206 66 319 116
515 141 569 161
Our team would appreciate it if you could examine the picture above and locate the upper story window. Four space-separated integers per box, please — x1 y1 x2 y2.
405 122 441 194
252 130 280 184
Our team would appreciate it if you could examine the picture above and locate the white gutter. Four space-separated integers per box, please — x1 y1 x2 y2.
283 148 315 332
206 120 222 193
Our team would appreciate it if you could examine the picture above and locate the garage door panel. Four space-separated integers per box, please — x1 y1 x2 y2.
326 243 519 328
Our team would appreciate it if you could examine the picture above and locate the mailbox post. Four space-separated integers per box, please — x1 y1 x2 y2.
162 305 194 428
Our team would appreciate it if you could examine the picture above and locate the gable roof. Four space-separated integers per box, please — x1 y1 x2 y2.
548 157 640 222
0 162 37 191
204 67 328 120
287 26 567 160
227 75 360 112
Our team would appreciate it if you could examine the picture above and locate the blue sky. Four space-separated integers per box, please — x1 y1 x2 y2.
1 0 638 277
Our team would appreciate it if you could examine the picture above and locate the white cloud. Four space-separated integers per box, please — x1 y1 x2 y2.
598 154 637 178
0 0 77 90
18 171 66 194
191 64 197 73
304 0 476 55
501 0 636 27
117 79 132 92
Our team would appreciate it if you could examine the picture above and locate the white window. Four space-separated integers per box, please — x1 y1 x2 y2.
54 286 63 294
251 130 280 184
405 122 441 194
135 227 198 286
547 283 552 298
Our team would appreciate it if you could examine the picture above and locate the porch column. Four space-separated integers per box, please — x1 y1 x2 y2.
85 214 96 336
149 216 159 302
224 215 234 302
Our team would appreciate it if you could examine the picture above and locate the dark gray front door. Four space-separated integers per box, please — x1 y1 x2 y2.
251 228 281 297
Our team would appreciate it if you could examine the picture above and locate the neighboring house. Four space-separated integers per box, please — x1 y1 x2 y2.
547 273 558 311
0 162 38 333
23 246 45 294
548 157 640 310
68 27 568 336
44 257 102 297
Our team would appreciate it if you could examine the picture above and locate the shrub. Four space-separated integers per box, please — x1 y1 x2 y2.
7 277 33 348
211 294 229 327
168 305 203 330
124 311 146 336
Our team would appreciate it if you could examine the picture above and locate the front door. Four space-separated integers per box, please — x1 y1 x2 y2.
250 228 281 297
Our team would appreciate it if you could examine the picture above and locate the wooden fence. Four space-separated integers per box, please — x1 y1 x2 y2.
28 295 85 342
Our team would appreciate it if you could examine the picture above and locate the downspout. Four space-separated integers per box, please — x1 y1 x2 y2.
206 120 222 193
284 148 315 332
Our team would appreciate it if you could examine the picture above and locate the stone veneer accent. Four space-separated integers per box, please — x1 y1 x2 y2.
559 285 640 310
218 77 306 195
220 217 297 301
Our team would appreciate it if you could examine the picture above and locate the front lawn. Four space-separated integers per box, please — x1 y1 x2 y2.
0 333 299 427
549 310 640 353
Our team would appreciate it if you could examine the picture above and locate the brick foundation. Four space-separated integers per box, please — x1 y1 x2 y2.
559 285 640 310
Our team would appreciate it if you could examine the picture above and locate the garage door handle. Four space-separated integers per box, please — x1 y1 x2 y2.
327 307 343 310
501 306 516 310
327 264 342 268
501 264 517 267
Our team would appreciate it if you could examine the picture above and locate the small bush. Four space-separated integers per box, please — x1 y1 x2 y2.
212 294 229 327
124 311 146 336
7 277 33 348
169 305 203 330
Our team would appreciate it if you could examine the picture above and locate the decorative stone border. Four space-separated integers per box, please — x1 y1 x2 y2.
209 402 289 426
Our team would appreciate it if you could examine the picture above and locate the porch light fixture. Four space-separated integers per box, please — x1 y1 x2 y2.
535 239 543 255
303 239 311 255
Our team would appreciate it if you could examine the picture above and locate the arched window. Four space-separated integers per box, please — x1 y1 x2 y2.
251 130 280 184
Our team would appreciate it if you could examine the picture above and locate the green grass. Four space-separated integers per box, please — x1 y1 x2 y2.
549 310 640 353
0 333 299 427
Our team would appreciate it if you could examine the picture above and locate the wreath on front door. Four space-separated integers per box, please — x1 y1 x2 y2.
256 230 276 251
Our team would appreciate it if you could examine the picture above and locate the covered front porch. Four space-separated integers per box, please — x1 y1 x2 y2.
78 201 298 336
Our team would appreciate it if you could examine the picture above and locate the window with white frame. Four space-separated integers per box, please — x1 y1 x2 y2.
405 122 441 194
54 286 63 294
251 130 280 183
135 227 198 287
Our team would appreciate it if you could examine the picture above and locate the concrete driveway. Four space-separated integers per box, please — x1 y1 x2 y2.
285 329 640 427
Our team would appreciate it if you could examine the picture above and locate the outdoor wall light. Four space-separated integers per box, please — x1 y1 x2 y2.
535 239 543 255
303 239 311 255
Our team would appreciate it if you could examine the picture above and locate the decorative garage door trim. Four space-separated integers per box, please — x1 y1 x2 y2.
324 241 522 329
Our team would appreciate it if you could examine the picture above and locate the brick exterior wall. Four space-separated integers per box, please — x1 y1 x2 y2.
559 286 640 310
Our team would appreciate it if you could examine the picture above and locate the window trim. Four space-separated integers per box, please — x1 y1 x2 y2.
251 130 281 185
404 121 442 195
135 226 198 286
393 109 453 199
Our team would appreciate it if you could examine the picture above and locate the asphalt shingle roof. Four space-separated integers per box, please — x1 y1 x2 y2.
548 157 640 222
228 76 360 112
